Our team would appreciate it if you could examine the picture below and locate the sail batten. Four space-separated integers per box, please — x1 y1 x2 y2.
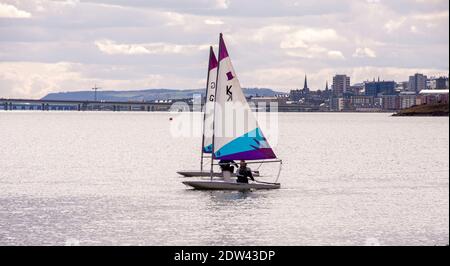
212 34 277 161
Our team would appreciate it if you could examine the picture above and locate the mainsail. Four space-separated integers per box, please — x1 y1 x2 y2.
202 46 218 153
212 34 277 160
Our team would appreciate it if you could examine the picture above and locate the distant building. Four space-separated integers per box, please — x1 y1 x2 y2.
435 76 449 90
351 96 374 108
381 95 400 110
408 73 427 93
398 81 409 91
364 79 396 96
426 79 434 89
418 89 449 105
395 81 408 93
331 97 345 111
374 97 383 108
321 81 332 100
250 96 279 103
249 96 280 111
399 92 417 109
332 75 350 95
289 74 310 101
348 83 364 95
289 89 303 101
275 94 290 100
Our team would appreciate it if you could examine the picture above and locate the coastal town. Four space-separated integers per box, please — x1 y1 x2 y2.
250 73 449 112
1 73 448 114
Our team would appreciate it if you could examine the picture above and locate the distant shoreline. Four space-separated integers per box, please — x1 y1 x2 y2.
392 103 449 117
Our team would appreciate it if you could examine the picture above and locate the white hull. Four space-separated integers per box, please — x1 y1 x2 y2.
182 180 280 190
177 170 260 177
177 171 222 177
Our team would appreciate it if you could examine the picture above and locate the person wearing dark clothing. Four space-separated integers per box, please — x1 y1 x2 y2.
218 160 238 173
236 160 255 183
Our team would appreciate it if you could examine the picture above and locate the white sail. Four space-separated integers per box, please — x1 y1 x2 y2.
202 47 218 153
212 34 276 161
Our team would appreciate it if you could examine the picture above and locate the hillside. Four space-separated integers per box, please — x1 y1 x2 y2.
41 88 284 102
393 103 449 116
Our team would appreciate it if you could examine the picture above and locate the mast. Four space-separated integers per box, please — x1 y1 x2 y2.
200 46 214 172
210 33 222 180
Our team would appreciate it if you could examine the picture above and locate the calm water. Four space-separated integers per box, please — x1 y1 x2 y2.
0 111 448 246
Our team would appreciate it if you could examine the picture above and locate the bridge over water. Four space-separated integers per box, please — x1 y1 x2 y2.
0 98 192 112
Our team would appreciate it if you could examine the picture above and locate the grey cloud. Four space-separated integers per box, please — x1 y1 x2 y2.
0 0 448 98
82 0 352 17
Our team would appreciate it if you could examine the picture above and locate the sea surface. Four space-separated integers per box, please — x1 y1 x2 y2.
0 111 448 245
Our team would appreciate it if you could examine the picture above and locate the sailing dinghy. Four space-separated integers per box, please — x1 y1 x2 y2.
182 33 282 190
176 46 260 178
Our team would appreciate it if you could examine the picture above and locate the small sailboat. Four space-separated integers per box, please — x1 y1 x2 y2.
182 33 282 190
176 46 260 178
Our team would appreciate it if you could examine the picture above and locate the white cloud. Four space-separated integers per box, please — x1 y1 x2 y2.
204 19 224 25
95 40 209 55
249 25 291 43
165 11 186 26
353 47 377 58
328 50 345 60
280 28 342 49
0 61 200 98
0 0 448 98
384 17 406 33
276 27 346 60
241 26 345 60
0 62 80 98
413 10 449 21
285 45 345 60
216 0 230 9
0 3 31 18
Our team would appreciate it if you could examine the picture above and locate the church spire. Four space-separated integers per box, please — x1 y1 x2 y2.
303 74 309 93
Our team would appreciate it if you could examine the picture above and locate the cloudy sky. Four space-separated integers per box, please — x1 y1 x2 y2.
0 0 448 98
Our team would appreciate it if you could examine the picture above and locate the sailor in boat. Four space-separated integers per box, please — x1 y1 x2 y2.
236 160 255 184
218 160 237 180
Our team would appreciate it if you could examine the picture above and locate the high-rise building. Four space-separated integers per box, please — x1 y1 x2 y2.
408 73 427 93
435 76 449 90
332 75 350 95
364 79 396 96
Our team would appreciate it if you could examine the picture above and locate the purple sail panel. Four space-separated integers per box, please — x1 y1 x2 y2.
226 71 234 80
218 33 229 61
215 148 276 161
209 47 218 70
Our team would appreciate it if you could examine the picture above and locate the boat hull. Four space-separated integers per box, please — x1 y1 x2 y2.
177 170 260 177
177 171 221 177
182 180 280 190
